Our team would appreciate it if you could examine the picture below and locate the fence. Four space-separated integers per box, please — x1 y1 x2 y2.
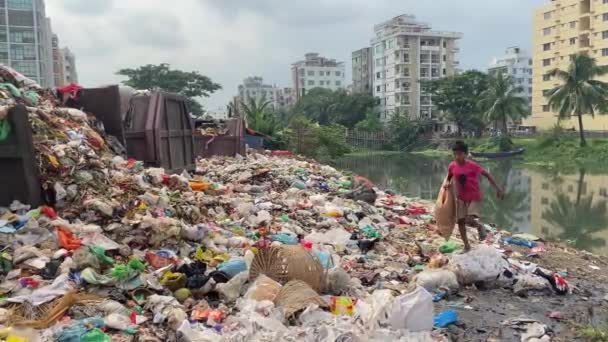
345 129 389 150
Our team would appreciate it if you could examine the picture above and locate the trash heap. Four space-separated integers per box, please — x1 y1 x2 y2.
0 67 576 341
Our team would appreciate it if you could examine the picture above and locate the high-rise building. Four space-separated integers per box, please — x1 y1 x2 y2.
0 0 57 87
62 47 77 84
531 0 608 131
237 76 277 108
488 46 533 109
291 53 345 100
51 34 64 86
370 15 462 123
352 47 373 95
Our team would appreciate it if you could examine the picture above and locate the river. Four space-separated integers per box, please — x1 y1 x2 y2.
334 153 608 256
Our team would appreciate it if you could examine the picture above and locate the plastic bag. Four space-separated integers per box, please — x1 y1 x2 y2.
57 227 81 251
330 296 357 316
434 181 456 239
81 328 111 342
245 275 282 302
325 268 350 295
217 271 249 303
217 259 247 278
434 310 458 328
414 269 459 293
449 245 510 286
388 286 434 332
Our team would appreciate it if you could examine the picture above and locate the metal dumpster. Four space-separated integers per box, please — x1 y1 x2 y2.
194 118 246 158
79 86 196 173
0 105 41 207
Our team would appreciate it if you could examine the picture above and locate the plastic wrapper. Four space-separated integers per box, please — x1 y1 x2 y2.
449 245 510 286
217 271 249 303
245 275 282 302
414 269 459 293
388 286 434 332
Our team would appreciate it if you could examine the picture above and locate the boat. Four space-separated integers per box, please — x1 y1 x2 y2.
470 148 526 159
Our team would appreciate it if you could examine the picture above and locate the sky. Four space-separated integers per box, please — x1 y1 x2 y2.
46 0 547 111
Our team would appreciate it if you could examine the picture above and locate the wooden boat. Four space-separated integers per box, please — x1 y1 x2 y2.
470 148 526 159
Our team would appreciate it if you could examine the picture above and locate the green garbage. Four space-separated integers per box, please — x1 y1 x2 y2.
89 245 115 265
81 328 111 342
338 180 352 189
414 264 425 271
0 252 13 273
292 181 306 190
110 264 129 279
280 214 290 222
128 257 145 272
361 225 382 239
23 90 39 106
0 83 21 97
0 119 11 142
439 241 458 254
174 288 192 302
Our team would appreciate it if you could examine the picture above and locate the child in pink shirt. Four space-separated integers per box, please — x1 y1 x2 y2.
445 141 504 252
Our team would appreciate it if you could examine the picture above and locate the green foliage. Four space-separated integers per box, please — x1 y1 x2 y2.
240 96 279 136
355 109 383 131
287 115 350 161
479 72 530 133
117 63 221 118
293 88 377 127
518 136 608 173
546 53 608 146
424 70 490 135
538 123 566 148
580 326 608 342
387 111 433 151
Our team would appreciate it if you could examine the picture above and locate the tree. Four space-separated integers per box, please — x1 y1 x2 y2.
479 73 530 134
240 96 281 136
387 110 433 151
546 54 608 147
292 88 376 127
425 70 490 136
116 63 222 118
355 109 383 131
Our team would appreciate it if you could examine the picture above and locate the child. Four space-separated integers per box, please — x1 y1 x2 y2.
445 141 504 252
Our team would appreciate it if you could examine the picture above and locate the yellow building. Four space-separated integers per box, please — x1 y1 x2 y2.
530 0 608 131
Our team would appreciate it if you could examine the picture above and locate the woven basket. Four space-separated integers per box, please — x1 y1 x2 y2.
274 280 328 318
250 245 325 292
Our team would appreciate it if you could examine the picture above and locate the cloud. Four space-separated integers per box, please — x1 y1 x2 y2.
46 0 546 110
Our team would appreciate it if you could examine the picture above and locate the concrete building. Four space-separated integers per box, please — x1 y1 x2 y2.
237 76 275 105
531 0 608 131
352 47 373 94
62 47 77 84
488 46 533 109
370 15 462 124
291 53 345 100
51 34 64 87
271 87 295 110
0 0 57 87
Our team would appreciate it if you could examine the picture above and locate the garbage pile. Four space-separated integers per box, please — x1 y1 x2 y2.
0 67 575 341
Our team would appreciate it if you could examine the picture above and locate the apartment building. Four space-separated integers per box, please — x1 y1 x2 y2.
370 15 461 123
488 46 533 109
291 53 345 100
531 0 608 131
271 87 295 110
352 47 373 95
237 76 276 106
62 47 77 84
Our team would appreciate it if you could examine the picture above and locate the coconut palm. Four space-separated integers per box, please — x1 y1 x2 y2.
479 72 530 135
546 54 608 147
240 96 280 136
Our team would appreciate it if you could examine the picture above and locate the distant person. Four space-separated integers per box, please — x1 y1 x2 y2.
444 141 505 252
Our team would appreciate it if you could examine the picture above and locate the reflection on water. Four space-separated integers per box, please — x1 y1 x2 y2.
334 153 608 256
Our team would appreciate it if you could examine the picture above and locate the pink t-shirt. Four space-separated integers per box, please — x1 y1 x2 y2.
448 160 485 202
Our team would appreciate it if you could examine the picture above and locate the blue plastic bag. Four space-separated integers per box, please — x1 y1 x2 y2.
504 237 538 248
434 310 458 328
271 233 298 245
314 250 334 269
218 259 247 278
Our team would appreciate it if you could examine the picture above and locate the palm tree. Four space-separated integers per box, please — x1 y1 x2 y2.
546 54 608 147
240 96 280 136
479 72 530 135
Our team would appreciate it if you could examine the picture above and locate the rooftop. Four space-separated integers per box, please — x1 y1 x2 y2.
372 14 462 40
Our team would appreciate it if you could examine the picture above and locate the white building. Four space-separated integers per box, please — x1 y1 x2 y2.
371 15 462 124
488 46 533 108
62 47 78 84
271 87 295 110
291 53 345 100
237 76 276 105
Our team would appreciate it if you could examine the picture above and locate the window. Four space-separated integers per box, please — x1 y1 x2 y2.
299 69 304 76
9 27 34 43
0 44 7 60
308 80 314 86
443 41 447 48
11 60 36 76
543 43 551 51
8 10 34 26
542 183 549 190
326 71 331 76
375 44 382 54
604 13 608 21
543 74 551 81
7 0 32 10
602 48 608 56
528 78 533 84
319 81 324 86
543 105 550 112
335 71 341 76
604 0 608 3
543 58 551 66
512 68 518 74
388 39 394 49
570 21 576 29
541 197 549 205
376 58 382 67
604 31 608 40
335 81 341 86
517 78 524 83
10 44 35 60
600 188 608 197
570 38 577 45
307 70 314 76
543 27 551 35
528 87 532 93
376 85 381 92
443 68 446 76
543 89 551 96
443 55 447 62
544 11 551 20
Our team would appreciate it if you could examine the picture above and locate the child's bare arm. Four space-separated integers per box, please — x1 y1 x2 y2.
482 170 505 198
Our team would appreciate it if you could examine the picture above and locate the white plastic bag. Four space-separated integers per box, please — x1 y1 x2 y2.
414 269 459 293
388 286 434 332
449 245 509 286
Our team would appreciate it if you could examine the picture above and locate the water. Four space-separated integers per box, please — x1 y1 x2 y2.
334 153 608 256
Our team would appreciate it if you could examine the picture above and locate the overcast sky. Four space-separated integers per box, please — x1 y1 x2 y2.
46 0 547 111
